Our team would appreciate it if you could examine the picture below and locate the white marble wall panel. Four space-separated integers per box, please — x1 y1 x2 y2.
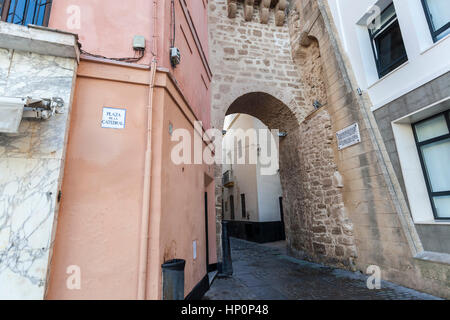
0 47 77 299
0 158 60 299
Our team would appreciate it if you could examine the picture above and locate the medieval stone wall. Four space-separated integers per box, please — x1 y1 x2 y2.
209 0 449 298
209 0 307 129
288 0 449 297
209 0 356 268
285 109 357 267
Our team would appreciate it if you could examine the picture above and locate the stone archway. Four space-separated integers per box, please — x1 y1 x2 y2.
210 0 448 297
218 91 357 269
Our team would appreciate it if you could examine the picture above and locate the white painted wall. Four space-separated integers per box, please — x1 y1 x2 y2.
254 117 282 222
222 114 259 222
327 0 450 110
222 114 282 223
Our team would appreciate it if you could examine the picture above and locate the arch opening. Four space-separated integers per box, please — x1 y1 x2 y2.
218 90 357 269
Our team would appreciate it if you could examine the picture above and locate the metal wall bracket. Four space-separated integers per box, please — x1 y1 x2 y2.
22 97 65 120
0 96 64 133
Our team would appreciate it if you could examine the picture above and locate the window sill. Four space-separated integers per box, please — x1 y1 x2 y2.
415 221 450 226
367 61 409 89
414 251 450 266
420 33 450 56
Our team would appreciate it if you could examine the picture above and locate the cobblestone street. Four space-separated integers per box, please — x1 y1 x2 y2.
204 238 440 300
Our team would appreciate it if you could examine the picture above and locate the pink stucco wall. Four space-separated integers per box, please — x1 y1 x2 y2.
46 62 149 299
170 0 212 130
47 60 217 300
50 0 154 64
153 87 216 299
49 0 211 128
47 0 216 300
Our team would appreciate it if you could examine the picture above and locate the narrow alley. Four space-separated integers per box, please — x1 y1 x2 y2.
204 238 440 300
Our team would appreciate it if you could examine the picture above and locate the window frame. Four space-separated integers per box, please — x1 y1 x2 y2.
0 0 52 27
421 0 450 42
368 3 408 78
412 110 450 220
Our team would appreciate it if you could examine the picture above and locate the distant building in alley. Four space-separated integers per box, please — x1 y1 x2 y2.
222 114 285 243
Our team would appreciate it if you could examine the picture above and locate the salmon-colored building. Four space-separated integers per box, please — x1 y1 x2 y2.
33 0 216 299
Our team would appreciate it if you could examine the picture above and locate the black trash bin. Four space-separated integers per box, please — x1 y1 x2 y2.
162 259 186 300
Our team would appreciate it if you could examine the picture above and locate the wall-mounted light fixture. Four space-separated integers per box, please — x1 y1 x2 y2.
0 97 64 133
278 132 288 138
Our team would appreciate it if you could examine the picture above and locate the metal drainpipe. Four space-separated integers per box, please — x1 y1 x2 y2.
137 0 159 300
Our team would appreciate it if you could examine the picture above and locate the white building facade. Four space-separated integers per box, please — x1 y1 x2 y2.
222 114 285 243
328 0 450 253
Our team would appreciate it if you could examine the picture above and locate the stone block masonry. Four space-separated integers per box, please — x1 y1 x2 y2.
209 0 309 130
209 0 450 298
209 0 357 269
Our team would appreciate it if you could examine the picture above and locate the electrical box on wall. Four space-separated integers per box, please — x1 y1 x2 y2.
170 47 181 67
133 35 146 51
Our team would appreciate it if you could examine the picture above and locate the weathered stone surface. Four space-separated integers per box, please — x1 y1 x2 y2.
226 0 287 26
281 109 357 267
227 0 237 18
209 0 450 298
259 0 271 24
275 0 288 26
209 0 356 270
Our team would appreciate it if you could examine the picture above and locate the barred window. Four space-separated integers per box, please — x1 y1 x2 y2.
0 0 52 27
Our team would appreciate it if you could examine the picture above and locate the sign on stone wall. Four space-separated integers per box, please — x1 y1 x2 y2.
336 123 361 150
101 107 126 129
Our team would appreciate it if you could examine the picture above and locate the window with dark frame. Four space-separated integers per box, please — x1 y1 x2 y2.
0 0 52 27
413 111 450 220
368 3 408 78
421 0 450 42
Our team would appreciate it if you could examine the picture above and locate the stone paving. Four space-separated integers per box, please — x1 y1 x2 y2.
204 238 441 300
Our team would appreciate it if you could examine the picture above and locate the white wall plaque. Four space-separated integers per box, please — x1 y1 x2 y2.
336 123 361 150
101 107 126 129
193 240 197 260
